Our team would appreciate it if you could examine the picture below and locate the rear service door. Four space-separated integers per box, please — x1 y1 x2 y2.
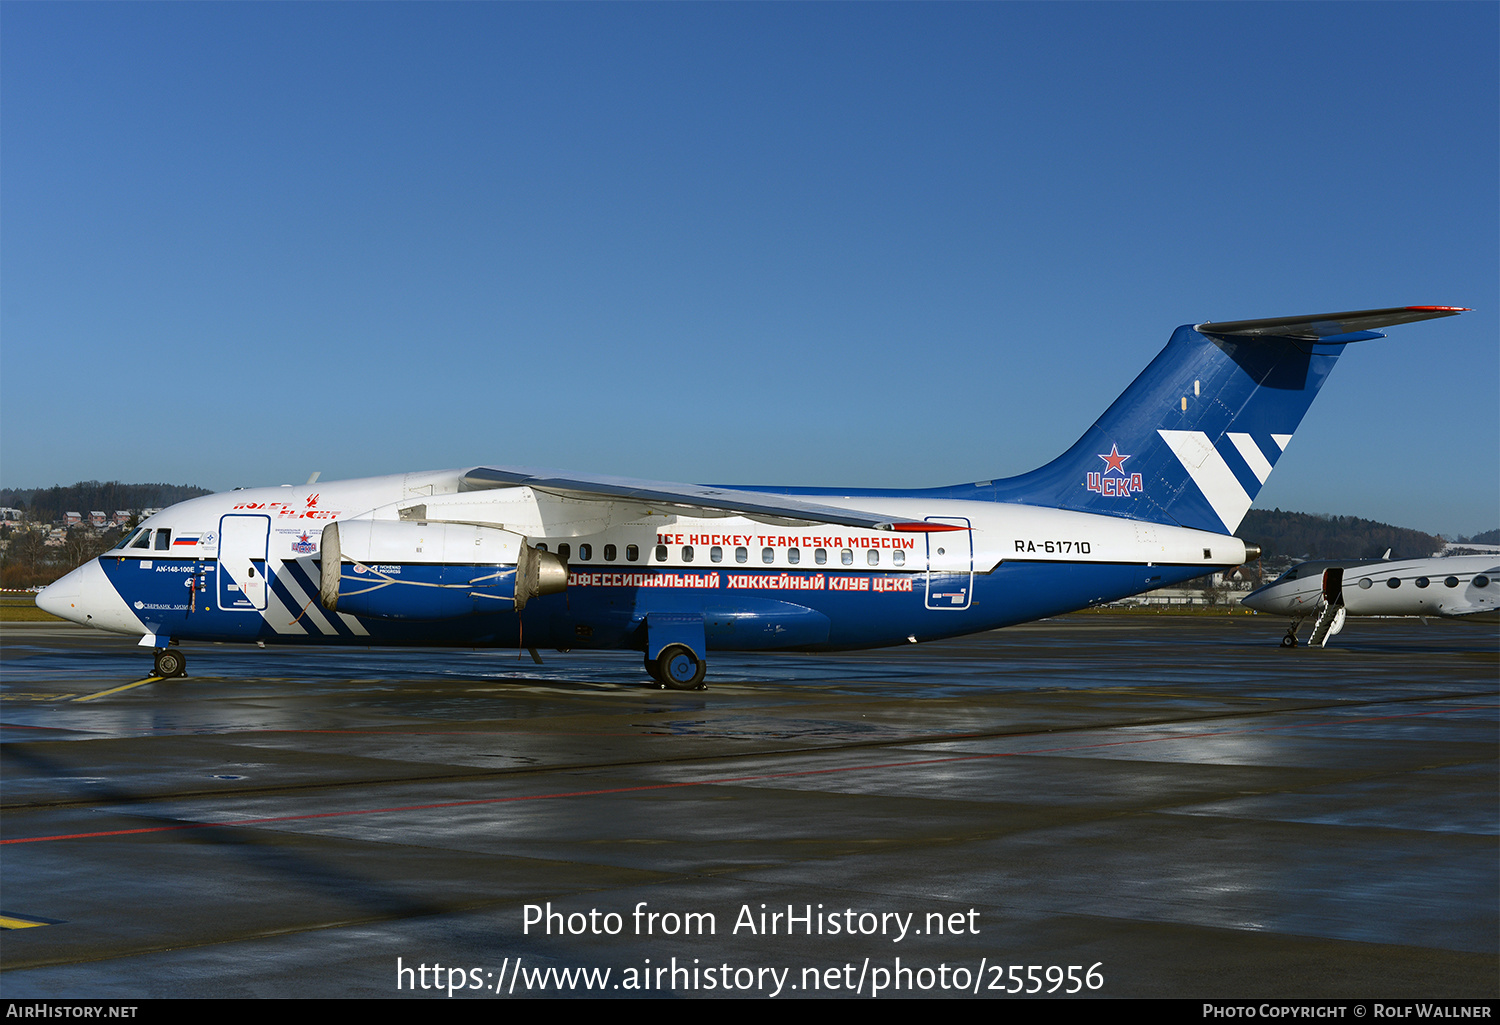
218 514 270 611
924 516 973 610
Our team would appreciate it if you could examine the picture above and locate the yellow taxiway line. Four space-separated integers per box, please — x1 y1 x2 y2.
0 914 54 929
72 677 165 703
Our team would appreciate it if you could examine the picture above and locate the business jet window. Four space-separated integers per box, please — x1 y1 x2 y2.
1476 575 1491 588
654 545 667 562
735 546 748 563
1415 577 1430 588
604 544 616 562
626 544 639 562
578 544 592 561
1444 576 1459 588
814 548 827 565
1386 577 1400 588
787 548 800 565
154 529 172 551
557 543 571 561
893 550 905 567
842 549 854 565
1357 578 1373 589
681 546 694 562
710 546 723 563
762 547 774 564
867 550 880 566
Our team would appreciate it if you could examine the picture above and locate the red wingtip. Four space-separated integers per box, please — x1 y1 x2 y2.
1405 306 1471 312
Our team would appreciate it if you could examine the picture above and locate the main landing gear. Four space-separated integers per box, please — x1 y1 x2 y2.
646 644 706 691
153 647 187 678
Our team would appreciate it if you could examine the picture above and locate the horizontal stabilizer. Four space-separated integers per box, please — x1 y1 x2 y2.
1198 306 1468 341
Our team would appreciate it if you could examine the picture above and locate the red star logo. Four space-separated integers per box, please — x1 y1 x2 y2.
1099 445 1130 475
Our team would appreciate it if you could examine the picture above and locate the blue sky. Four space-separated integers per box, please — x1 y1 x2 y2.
3 3 1496 537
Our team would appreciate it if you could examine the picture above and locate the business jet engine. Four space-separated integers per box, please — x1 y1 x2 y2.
318 519 567 620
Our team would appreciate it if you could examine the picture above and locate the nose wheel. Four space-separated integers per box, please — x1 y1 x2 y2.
153 648 186 678
1280 624 1300 648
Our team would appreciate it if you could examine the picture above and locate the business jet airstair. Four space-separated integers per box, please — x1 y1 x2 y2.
1308 567 1347 647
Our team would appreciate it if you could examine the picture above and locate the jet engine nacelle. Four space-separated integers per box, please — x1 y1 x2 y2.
318 519 566 620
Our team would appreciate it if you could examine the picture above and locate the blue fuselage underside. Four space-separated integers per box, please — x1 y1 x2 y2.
101 555 1211 652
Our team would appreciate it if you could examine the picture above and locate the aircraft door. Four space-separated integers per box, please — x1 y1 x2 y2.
218 514 270 611
924 516 973 610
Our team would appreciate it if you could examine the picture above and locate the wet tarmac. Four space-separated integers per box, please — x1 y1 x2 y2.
2 615 1496 998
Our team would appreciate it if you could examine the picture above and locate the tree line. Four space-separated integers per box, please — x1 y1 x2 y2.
1238 509 1447 561
1 481 211 523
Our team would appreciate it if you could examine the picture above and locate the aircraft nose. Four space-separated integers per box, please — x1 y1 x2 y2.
37 559 116 626
1240 586 1277 614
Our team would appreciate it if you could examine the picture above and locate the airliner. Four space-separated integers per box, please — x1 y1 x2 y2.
1242 554 1499 647
38 306 1467 688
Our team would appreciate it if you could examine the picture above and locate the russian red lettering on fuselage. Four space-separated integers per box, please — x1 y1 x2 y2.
653 533 917 549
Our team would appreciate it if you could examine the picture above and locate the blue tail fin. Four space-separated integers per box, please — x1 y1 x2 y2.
987 307 1466 534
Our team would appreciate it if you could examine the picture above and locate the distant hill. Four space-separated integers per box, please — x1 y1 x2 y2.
1238 509 1442 561
1466 528 1500 546
0 481 212 522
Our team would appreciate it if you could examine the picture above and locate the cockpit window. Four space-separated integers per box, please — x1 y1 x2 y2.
154 529 172 551
114 527 147 550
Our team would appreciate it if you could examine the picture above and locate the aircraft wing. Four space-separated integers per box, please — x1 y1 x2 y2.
461 466 943 532
1197 306 1469 341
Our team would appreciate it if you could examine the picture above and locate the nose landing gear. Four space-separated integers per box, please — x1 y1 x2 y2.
153 647 186 678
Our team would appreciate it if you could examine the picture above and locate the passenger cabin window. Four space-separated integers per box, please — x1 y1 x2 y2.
1386 577 1400 588
579 544 592 561
1476 575 1491 588
1357 578 1373 589
1415 577 1430 588
655 545 667 562
1444 576 1460 588
604 544 617 562
682 546 694 562
893 550 905 567
787 548 800 565
841 549 853 565
626 544 639 562
735 546 747 563
557 543 571 562
536 543 548 552
762 547 774 564
154 529 172 551
867 549 880 566
710 546 723 563
815 548 827 565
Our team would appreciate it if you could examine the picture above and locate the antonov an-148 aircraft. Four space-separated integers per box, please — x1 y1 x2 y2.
39 306 1467 687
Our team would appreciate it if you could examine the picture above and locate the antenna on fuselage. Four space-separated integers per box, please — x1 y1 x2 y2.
306 471 321 485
